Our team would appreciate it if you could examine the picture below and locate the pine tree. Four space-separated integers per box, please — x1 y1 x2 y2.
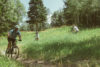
27 0 47 40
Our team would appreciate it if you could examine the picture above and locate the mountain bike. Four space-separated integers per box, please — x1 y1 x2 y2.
5 40 21 59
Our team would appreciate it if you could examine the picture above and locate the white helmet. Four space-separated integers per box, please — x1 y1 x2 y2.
15 25 19 29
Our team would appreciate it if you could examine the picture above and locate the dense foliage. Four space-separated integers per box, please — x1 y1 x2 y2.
0 0 25 35
51 10 66 27
64 0 100 27
51 0 100 28
27 0 47 31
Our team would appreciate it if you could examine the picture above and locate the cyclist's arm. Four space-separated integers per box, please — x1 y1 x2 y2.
19 35 22 41
18 31 22 41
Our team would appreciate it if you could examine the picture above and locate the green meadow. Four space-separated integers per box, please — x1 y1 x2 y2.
0 56 23 67
21 26 100 61
0 26 100 66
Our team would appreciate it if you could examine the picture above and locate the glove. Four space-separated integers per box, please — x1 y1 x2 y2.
19 39 22 41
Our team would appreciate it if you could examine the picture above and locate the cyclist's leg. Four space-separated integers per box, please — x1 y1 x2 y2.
12 39 17 48
7 38 12 49
6 38 12 53
7 42 12 49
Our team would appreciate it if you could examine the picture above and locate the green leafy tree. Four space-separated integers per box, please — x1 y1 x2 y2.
27 0 47 40
64 0 100 27
51 10 65 27
0 0 25 35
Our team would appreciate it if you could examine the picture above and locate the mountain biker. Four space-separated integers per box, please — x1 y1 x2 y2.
71 24 79 33
7 25 22 52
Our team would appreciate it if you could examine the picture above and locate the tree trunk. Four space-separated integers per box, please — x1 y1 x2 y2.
30 24 34 31
86 14 89 27
35 23 39 40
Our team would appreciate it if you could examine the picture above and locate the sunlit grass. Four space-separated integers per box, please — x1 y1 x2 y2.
1 26 100 62
0 56 23 67
20 26 100 61
0 36 8 51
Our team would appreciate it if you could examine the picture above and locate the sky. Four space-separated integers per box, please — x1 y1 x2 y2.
20 0 64 13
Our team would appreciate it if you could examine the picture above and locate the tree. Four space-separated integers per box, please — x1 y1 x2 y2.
27 0 47 40
51 10 65 27
64 0 100 27
0 0 25 35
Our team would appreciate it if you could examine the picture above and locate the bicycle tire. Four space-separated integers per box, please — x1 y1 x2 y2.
11 46 19 59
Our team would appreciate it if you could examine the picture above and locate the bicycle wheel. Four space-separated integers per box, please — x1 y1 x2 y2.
5 48 12 57
11 46 19 59
5 49 9 57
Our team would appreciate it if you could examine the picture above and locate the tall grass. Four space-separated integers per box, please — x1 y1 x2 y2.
1 26 100 62
0 56 23 67
21 26 100 61
0 36 8 50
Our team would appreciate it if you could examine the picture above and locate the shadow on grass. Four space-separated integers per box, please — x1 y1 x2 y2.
24 36 100 62
60 36 100 61
43 36 100 61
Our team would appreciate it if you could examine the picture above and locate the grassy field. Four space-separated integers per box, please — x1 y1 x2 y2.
0 56 23 67
1 26 100 63
21 26 100 62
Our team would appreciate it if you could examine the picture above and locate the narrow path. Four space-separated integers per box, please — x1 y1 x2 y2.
17 57 57 67
1 50 100 67
0 50 57 67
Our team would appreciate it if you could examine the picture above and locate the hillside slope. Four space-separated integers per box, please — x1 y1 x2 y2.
21 26 100 61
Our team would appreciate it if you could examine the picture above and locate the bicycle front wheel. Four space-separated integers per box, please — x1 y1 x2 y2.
11 46 19 59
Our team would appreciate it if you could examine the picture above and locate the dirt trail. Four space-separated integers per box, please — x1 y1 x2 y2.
16 56 92 67
15 56 100 67
17 57 57 67
0 49 57 67
1 50 100 67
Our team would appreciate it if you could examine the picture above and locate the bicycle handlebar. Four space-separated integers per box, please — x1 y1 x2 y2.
17 39 22 41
